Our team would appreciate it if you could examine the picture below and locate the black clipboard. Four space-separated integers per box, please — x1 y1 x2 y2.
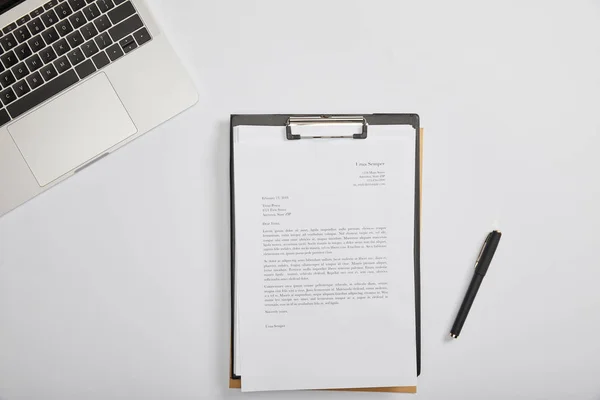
229 114 422 391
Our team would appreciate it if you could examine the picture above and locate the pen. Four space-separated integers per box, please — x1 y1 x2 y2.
450 230 502 339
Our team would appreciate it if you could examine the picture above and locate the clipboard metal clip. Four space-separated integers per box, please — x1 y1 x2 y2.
286 116 368 140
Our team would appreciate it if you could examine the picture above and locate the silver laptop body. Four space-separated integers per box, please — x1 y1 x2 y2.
0 0 197 217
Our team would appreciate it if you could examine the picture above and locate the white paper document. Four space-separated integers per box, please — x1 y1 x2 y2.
233 124 417 392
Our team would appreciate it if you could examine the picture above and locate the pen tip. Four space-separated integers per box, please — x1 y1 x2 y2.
450 333 458 339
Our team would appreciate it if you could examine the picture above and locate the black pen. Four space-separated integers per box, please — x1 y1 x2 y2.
450 230 502 339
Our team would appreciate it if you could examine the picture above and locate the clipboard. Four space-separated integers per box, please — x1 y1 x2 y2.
229 114 423 393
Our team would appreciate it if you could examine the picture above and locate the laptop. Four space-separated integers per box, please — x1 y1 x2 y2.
0 0 197 217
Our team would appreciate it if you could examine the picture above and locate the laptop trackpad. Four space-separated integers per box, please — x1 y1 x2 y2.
8 73 137 187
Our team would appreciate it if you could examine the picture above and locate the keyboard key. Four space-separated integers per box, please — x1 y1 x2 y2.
96 0 114 12
40 63 58 81
80 22 98 40
14 26 32 43
119 35 136 53
56 19 74 36
94 32 111 49
15 43 32 60
108 14 141 42
133 27 150 46
55 2 73 19
2 23 17 35
69 11 86 29
1 50 17 68
0 108 10 126
107 1 134 24
0 87 16 105
52 38 70 56
17 15 31 26
12 79 30 97
105 42 123 61
40 9 58 27
53 55 71 73
8 69 79 118
81 40 98 57
41 26 59 44
26 71 43 89
0 70 15 87
11 62 28 80
44 0 59 10
66 30 84 47
66 47 84 65
82 3 100 20
40 46 57 64
113 0 125 4
93 15 111 32
91 50 109 69
25 54 42 71
68 0 86 11
30 6 45 18
27 35 45 53
27 17 45 35
52 39 71 57
0 33 17 51
75 58 95 78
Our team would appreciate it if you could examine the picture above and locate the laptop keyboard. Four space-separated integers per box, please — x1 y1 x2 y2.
0 0 152 127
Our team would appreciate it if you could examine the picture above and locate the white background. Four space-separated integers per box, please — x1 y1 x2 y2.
1 0 599 399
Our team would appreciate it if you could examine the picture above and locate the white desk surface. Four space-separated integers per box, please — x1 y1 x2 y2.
1 1 600 399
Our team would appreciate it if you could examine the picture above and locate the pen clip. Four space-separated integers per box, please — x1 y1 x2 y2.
474 232 493 268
